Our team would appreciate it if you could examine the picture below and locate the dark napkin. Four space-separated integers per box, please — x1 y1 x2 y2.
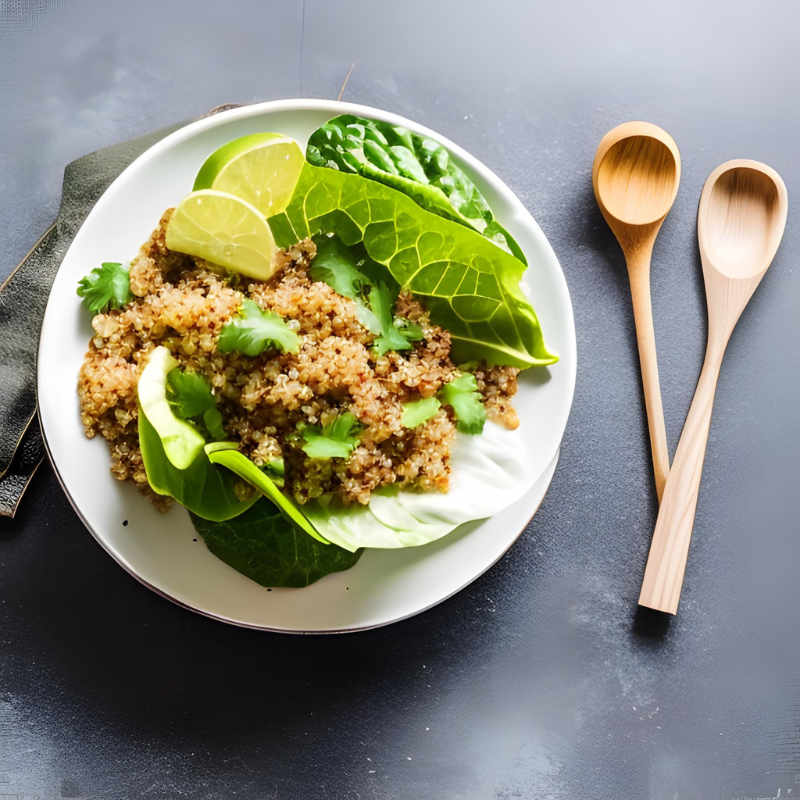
0 111 240 517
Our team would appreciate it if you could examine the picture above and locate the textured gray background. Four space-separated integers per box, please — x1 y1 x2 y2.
2 1 799 798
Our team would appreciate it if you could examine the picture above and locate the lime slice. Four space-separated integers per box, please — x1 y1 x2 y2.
166 189 277 280
193 133 305 218
138 346 205 470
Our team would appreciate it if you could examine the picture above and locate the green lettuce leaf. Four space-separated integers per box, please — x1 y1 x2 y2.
76 261 131 314
138 346 206 470
218 299 300 356
440 373 487 434
204 445 327 543
401 397 441 428
301 412 360 459
268 163 556 369
138 347 310 529
190 499 362 588
138 410 257 522
266 457 285 485
167 368 226 440
303 420 539 552
306 115 526 263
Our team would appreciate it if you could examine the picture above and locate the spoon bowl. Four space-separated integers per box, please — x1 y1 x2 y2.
639 159 788 614
700 162 787 280
592 121 682 500
596 133 679 225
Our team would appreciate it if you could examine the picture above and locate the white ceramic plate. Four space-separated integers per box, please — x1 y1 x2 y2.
38 99 576 633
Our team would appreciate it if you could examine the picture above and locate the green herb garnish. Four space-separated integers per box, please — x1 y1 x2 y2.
218 299 299 356
264 457 286 480
76 261 131 314
166 368 226 440
401 397 441 429
369 284 423 357
310 235 422 357
439 373 487 434
301 412 361 459
309 234 371 299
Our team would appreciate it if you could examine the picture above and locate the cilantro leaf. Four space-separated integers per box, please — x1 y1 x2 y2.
401 397 441 429
167 369 214 418
218 299 300 356
202 407 226 441
309 235 370 299
301 412 361 459
166 368 227 440
310 236 381 332
439 373 487 434
375 315 425 356
76 261 131 314
370 283 413 356
310 235 423 356
394 317 424 342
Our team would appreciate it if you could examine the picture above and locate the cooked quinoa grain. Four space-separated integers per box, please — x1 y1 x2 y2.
78 210 520 509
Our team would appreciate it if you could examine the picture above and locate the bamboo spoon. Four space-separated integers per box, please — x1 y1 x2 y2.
593 122 681 500
639 160 788 614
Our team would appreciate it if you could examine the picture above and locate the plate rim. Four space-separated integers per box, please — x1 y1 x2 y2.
37 98 577 633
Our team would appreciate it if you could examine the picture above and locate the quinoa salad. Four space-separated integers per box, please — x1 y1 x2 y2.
78 211 521 510
70 119 558 589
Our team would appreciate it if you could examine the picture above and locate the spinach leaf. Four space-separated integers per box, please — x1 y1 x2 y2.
218 299 300 356
191 499 362 588
301 412 360 459
439 373 486 434
167 369 226 440
268 164 557 369
76 261 132 314
138 409 257 522
401 397 441 428
306 115 526 263
310 234 421 356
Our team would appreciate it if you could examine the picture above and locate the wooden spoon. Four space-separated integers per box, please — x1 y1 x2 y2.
639 159 788 614
593 122 681 500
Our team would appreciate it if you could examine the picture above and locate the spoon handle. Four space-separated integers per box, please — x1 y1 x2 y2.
626 247 670 501
638 345 725 614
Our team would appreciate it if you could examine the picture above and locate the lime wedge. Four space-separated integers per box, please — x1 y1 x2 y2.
193 133 305 218
138 346 205 470
166 189 277 280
